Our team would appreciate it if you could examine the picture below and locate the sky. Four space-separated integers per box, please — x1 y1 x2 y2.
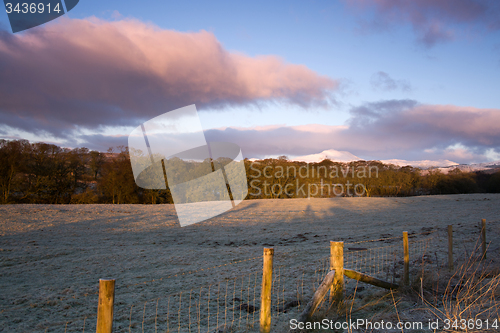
1 0 500 166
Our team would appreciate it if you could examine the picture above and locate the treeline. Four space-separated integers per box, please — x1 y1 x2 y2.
1 140 499 204
0 140 172 204
245 157 500 198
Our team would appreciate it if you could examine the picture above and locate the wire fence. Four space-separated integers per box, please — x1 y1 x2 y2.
120 270 261 333
5 219 499 333
344 232 433 282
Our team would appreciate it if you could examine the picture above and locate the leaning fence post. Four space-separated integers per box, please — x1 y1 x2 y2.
403 232 409 286
448 225 453 271
96 279 115 333
298 270 336 322
329 241 344 306
260 248 274 333
481 219 487 259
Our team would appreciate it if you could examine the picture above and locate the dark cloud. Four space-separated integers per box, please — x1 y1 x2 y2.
0 17 339 139
345 0 500 47
348 100 500 148
370 71 412 92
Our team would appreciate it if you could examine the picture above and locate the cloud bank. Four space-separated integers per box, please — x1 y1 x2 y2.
203 100 500 164
0 17 339 138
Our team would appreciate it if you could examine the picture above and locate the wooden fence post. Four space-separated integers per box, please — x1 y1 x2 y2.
260 248 274 333
403 232 409 286
481 219 486 259
96 279 115 333
329 241 344 306
298 270 336 322
448 225 453 271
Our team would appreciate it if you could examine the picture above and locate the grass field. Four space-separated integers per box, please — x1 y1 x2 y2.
1 194 499 332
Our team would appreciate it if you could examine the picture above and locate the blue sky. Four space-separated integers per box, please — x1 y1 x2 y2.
1 0 499 165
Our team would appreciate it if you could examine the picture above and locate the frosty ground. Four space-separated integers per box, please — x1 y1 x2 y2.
1 194 499 332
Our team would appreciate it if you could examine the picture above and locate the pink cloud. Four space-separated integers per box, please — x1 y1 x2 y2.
348 101 500 150
0 17 338 137
407 105 500 144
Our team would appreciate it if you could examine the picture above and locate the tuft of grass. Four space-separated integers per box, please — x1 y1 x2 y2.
419 241 500 331
284 235 500 333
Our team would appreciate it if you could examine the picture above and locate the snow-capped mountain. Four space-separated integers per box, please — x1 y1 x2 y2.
292 149 361 163
380 159 459 169
288 149 500 172
435 160 500 174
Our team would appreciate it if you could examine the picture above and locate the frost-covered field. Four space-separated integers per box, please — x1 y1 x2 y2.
1 194 499 332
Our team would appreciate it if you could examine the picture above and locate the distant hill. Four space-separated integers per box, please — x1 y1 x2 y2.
433 160 500 174
289 149 500 172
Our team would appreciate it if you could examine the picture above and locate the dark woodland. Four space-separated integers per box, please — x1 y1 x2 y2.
1 139 499 204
